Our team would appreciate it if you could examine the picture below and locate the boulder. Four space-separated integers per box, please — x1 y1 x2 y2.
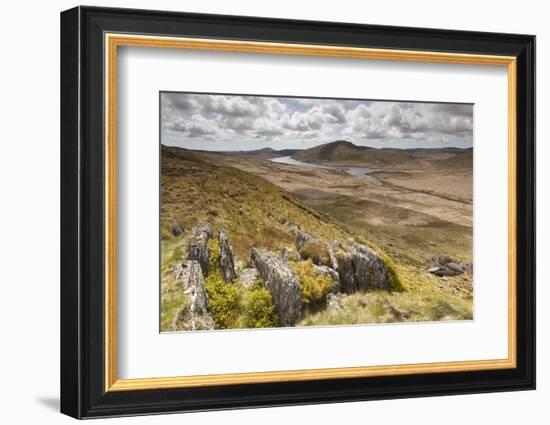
329 241 389 293
188 223 212 275
239 268 259 288
251 248 303 326
427 255 453 269
169 219 184 237
171 260 214 331
217 229 237 282
313 264 341 293
349 243 389 291
427 255 472 277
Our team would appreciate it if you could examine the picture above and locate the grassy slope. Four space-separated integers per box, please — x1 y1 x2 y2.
161 146 473 331
161 146 347 258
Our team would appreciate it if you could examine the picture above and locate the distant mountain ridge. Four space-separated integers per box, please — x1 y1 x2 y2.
233 147 301 157
162 141 472 170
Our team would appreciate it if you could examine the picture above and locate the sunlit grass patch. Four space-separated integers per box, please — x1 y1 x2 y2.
299 288 472 327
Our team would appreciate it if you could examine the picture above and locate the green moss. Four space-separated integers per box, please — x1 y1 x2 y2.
380 251 405 292
292 259 333 307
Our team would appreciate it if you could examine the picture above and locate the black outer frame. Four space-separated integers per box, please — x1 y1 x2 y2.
60 5 535 419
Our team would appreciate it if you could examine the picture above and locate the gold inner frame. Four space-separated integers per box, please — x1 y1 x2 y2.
104 33 517 392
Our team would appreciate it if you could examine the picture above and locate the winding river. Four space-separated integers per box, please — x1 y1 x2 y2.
270 156 384 185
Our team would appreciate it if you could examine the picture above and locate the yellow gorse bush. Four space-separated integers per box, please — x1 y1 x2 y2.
242 285 280 328
205 238 279 329
292 259 333 306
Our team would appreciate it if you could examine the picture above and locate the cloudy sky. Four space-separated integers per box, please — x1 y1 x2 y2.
161 92 473 151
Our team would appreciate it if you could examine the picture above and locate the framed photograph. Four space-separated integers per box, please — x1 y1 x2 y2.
60 6 535 419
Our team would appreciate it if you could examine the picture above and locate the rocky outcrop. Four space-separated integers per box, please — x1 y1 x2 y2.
169 219 184 237
313 264 341 293
171 260 214 331
188 223 212 275
349 243 389 290
251 248 303 326
427 255 473 277
329 241 389 293
217 229 237 282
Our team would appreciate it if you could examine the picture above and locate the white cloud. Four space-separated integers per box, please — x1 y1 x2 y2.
161 92 473 150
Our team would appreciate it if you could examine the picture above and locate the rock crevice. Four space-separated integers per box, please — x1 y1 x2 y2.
218 229 237 282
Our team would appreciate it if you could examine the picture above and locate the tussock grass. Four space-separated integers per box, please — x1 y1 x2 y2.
299 288 472 327
299 242 332 267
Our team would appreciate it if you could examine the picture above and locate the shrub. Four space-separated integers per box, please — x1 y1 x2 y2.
242 287 280 328
205 238 241 329
292 259 333 306
299 242 331 266
205 274 241 329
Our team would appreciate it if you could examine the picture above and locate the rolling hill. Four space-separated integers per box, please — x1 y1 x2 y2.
292 140 421 168
292 140 472 169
